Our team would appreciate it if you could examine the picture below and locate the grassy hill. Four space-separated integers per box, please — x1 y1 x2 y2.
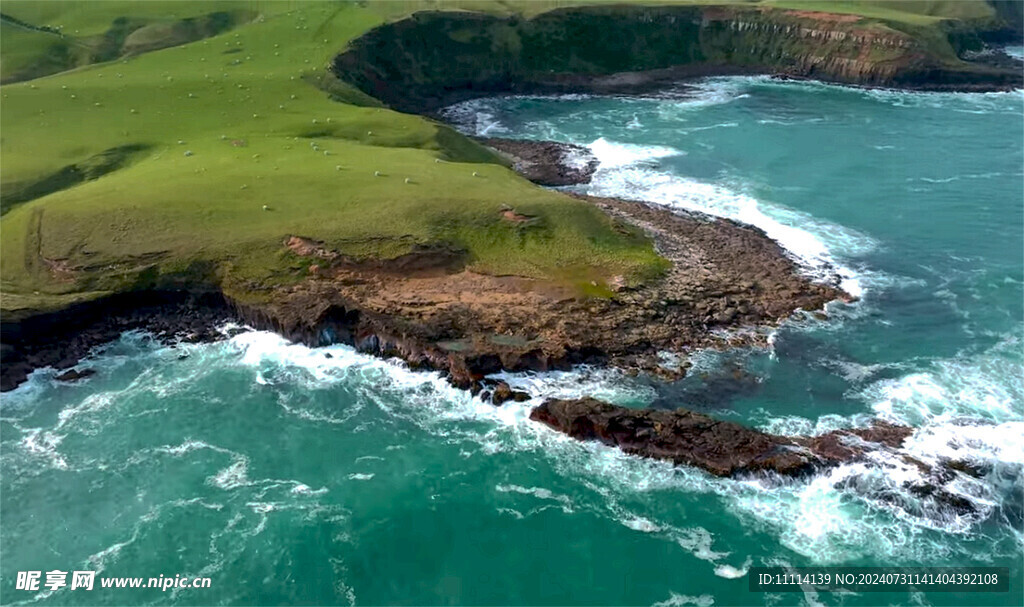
0 0 1011 317
0 1 672 315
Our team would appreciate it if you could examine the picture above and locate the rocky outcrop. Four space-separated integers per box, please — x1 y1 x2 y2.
54 368 96 383
529 397 912 477
0 190 843 393
0 290 232 391
333 5 1022 114
529 397 984 515
476 138 598 186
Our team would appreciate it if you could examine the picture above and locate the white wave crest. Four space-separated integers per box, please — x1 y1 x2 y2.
581 138 873 297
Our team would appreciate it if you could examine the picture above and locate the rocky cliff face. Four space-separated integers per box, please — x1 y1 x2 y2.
333 5 1021 113
1 193 843 393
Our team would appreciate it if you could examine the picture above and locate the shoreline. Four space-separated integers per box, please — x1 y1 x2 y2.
1 131 847 395
424 68 1024 120
0 133 990 504
333 7 1023 117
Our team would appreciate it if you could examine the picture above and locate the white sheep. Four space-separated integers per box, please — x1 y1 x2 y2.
262 205 269 211
184 150 193 156
404 178 412 184
374 171 382 177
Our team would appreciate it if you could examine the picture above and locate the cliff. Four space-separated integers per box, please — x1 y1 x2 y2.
333 4 1022 113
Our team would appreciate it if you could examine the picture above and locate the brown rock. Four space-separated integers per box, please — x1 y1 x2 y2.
530 397 915 478
54 368 96 383
491 380 530 405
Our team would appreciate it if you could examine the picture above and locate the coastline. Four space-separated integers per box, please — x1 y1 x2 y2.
0 83 1010 508
6 2 1022 397
2 4 1022 602
0 171 846 395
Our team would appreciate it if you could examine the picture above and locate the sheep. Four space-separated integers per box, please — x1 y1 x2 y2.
240 184 248 190
404 178 412 184
262 205 269 211
184 150 194 156
472 171 480 177
374 171 382 177
178 140 186 145
336 165 343 171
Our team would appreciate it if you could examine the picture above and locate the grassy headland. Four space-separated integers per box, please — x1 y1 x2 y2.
1 1 671 316
1 0 1018 320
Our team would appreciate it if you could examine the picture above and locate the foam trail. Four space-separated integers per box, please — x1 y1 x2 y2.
583 138 872 296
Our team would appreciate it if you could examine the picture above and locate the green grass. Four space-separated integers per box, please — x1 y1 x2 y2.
0 21 73 82
0 0 999 315
0 1 668 313
763 1 994 25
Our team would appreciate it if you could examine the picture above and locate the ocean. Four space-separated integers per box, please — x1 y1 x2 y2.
2 77 1022 606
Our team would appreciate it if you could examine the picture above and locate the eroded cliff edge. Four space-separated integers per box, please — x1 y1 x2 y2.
0 192 843 393
332 4 1021 113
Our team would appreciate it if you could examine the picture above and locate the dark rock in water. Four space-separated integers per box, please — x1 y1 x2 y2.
795 422 913 464
477 138 598 186
530 397 913 478
942 458 991 478
530 397 815 476
0 290 233 392
54 368 96 383
491 380 530 405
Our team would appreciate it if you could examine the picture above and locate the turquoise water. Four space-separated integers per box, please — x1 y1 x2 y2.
2 77 1022 606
